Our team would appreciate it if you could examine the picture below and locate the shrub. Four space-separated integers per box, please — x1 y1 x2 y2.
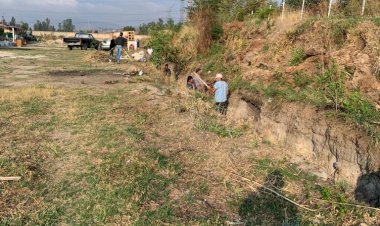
373 17 380 27
147 31 178 68
293 71 311 88
286 19 314 42
289 48 305 66
255 7 274 20
342 91 379 125
329 19 358 46
317 62 345 111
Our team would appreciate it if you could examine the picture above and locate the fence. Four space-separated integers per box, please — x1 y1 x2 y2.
279 0 380 22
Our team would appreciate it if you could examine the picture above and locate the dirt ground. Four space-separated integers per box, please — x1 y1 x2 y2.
1 46 379 225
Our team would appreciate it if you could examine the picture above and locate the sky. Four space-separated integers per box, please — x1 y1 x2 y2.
0 0 183 30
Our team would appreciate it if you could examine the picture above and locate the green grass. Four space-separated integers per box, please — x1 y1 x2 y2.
289 48 305 66
373 17 380 26
196 119 241 138
230 62 380 144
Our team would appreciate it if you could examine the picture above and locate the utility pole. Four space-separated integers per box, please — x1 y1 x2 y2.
361 0 366 16
301 0 306 19
328 0 333 18
180 0 184 23
281 0 286 22
187 0 193 22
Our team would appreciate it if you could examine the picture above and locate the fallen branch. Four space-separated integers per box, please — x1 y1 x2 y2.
0 176 21 181
313 198 380 211
228 171 318 212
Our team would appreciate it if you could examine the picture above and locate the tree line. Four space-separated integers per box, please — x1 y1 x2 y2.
3 16 75 32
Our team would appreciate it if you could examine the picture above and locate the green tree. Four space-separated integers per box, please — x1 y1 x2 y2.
34 18 55 31
62 18 75 32
286 0 321 8
123 26 136 31
9 16 16 26
20 21 29 31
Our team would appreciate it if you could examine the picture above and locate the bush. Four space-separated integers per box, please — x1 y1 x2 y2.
255 7 274 20
373 17 380 27
211 23 223 40
329 19 358 46
343 91 379 125
147 31 179 68
286 19 314 42
317 62 345 110
289 48 305 66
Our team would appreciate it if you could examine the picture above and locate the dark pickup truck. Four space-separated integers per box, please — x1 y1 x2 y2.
63 33 100 50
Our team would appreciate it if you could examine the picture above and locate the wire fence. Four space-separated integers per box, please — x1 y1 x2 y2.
278 0 380 22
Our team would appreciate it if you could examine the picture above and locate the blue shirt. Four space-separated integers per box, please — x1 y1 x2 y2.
214 81 228 103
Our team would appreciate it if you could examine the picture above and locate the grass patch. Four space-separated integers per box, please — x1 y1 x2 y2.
197 119 241 138
289 48 305 66
286 19 314 42
373 17 380 26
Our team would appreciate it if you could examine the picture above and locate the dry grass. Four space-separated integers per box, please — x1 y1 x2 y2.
0 86 63 102
173 25 198 61
191 7 214 54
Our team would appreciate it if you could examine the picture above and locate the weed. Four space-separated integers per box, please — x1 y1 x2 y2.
373 17 380 27
286 19 314 42
320 186 332 200
342 91 379 125
289 48 305 66
293 71 311 88
262 139 271 145
124 125 145 141
249 140 259 148
329 19 358 46
262 44 269 52
317 62 345 111
197 119 241 138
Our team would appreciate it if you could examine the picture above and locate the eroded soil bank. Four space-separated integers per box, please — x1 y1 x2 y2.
227 90 380 206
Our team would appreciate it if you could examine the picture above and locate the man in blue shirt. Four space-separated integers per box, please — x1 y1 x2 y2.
213 73 228 114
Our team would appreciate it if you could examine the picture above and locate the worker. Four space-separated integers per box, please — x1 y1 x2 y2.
186 76 195 90
163 63 171 84
115 32 127 64
192 68 208 92
212 73 228 114
109 37 116 57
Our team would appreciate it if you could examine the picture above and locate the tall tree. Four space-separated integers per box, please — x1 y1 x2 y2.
9 16 16 26
20 21 29 31
123 26 136 31
33 18 55 31
62 19 75 32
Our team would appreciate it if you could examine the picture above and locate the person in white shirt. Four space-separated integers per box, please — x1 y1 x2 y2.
212 73 228 114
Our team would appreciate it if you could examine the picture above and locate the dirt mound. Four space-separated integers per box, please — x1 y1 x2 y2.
85 51 111 63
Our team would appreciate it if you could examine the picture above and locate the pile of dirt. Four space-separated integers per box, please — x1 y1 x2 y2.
85 51 111 63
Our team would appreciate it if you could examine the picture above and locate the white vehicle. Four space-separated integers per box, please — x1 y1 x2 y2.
100 39 112 50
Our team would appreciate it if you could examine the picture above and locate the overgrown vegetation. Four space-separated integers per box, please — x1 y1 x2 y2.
147 31 182 68
231 60 380 143
289 48 306 66
286 19 314 42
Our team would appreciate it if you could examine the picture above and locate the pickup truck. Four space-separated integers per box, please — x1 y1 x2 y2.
63 33 100 50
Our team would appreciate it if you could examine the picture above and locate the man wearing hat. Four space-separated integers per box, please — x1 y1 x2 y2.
213 73 228 114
